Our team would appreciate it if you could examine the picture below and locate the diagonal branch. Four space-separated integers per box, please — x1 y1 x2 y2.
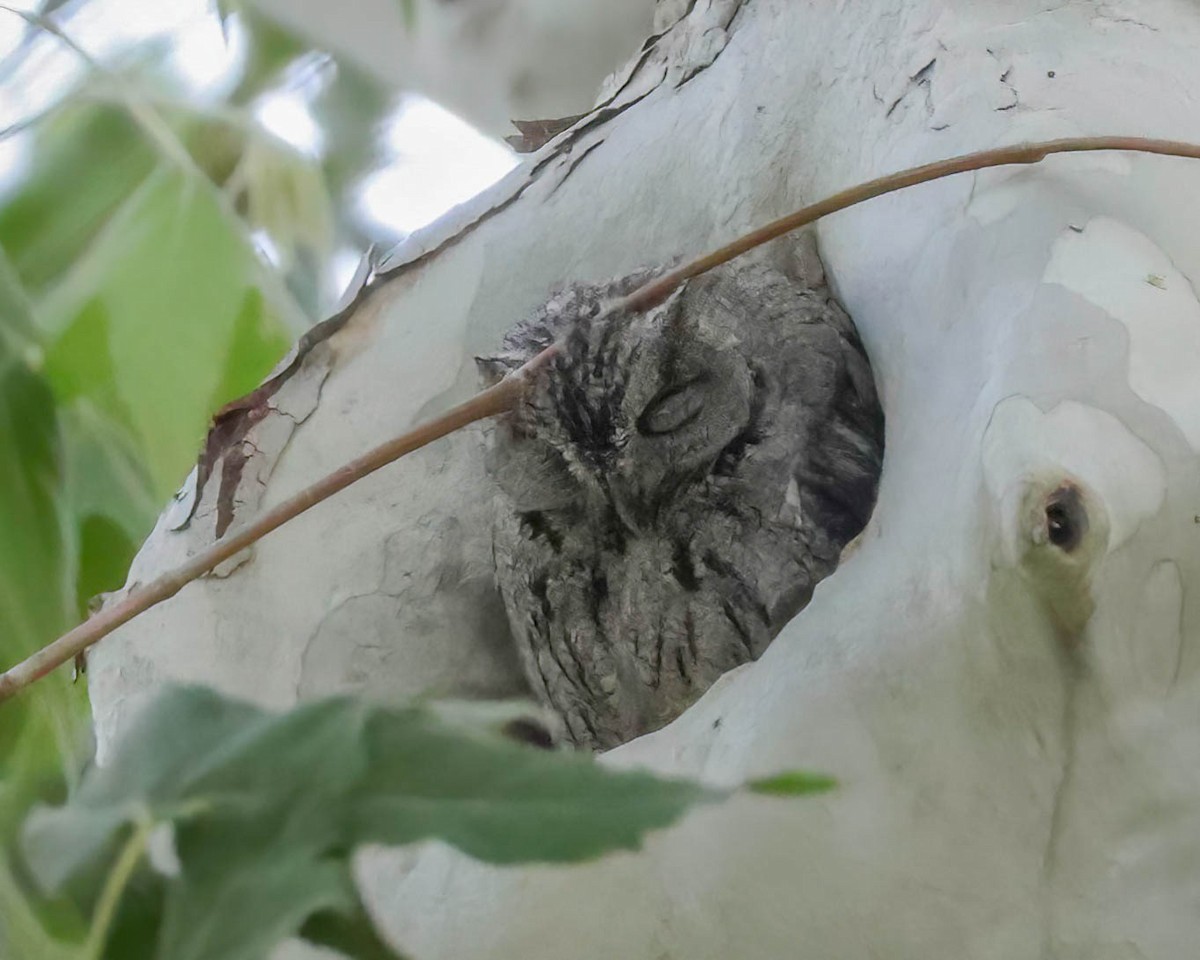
2 135 1200 703
620 136 1200 310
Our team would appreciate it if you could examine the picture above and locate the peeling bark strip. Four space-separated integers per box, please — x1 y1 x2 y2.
181 308 356 535
506 115 586 153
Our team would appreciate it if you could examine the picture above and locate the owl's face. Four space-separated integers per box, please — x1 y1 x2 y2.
482 291 756 527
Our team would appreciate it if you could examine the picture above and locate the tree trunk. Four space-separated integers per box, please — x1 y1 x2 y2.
92 1 1200 957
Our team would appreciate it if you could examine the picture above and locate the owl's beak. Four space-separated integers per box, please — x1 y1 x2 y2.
608 483 640 534
606 463 671 535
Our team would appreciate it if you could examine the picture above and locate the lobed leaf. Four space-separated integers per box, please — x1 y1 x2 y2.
19 686 741 957
156 850 353 960
0 250 89 956
0 856 86 960
0 104 157 297
0 257 87 835
41 167 291 499
20 684 834 958
353 706 720 863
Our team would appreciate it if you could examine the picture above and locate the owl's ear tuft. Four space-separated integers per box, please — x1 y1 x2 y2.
475 354 516 385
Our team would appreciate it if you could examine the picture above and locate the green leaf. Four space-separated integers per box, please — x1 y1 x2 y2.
24 687 835 960
300 895 410 960
207 286 291 408
0 857 86 960
24 690 370 960
57 402 154 540
40 167 289 498
20 686 730 959
0 243 38 366
0 269 88 955
157 848 352 960
58 400 157 538
746 771 838 797
0 104 158 297
0 326 71 660
0 290 86 836
58 400 158 613
22 689 368 896
20 806 132 897
100 864 166 960
353 706 719 863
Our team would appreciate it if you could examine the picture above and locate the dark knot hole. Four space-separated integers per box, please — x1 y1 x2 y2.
1044 485 1087 553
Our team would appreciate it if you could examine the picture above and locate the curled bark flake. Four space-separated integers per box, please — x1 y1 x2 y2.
506 114 587 153
176 309 351 535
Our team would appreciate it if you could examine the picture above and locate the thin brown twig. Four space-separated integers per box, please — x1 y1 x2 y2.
619 136 1200 311
3 134 1200 702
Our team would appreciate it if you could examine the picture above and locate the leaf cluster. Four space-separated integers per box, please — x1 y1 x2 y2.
0 4 399 947
10 685 831 959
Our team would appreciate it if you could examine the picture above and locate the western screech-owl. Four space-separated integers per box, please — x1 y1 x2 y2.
478 251 884 750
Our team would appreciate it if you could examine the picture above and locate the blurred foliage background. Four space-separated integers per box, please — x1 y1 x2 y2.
0 0 514 909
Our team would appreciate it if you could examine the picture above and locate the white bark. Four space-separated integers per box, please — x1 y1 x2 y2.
94 0 1200 957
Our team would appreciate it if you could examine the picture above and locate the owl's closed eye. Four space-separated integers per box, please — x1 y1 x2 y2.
638 377 708 435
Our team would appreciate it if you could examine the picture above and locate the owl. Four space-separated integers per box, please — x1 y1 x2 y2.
478 251 884 750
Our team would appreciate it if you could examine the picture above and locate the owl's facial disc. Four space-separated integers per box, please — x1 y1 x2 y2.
486 288 754 520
